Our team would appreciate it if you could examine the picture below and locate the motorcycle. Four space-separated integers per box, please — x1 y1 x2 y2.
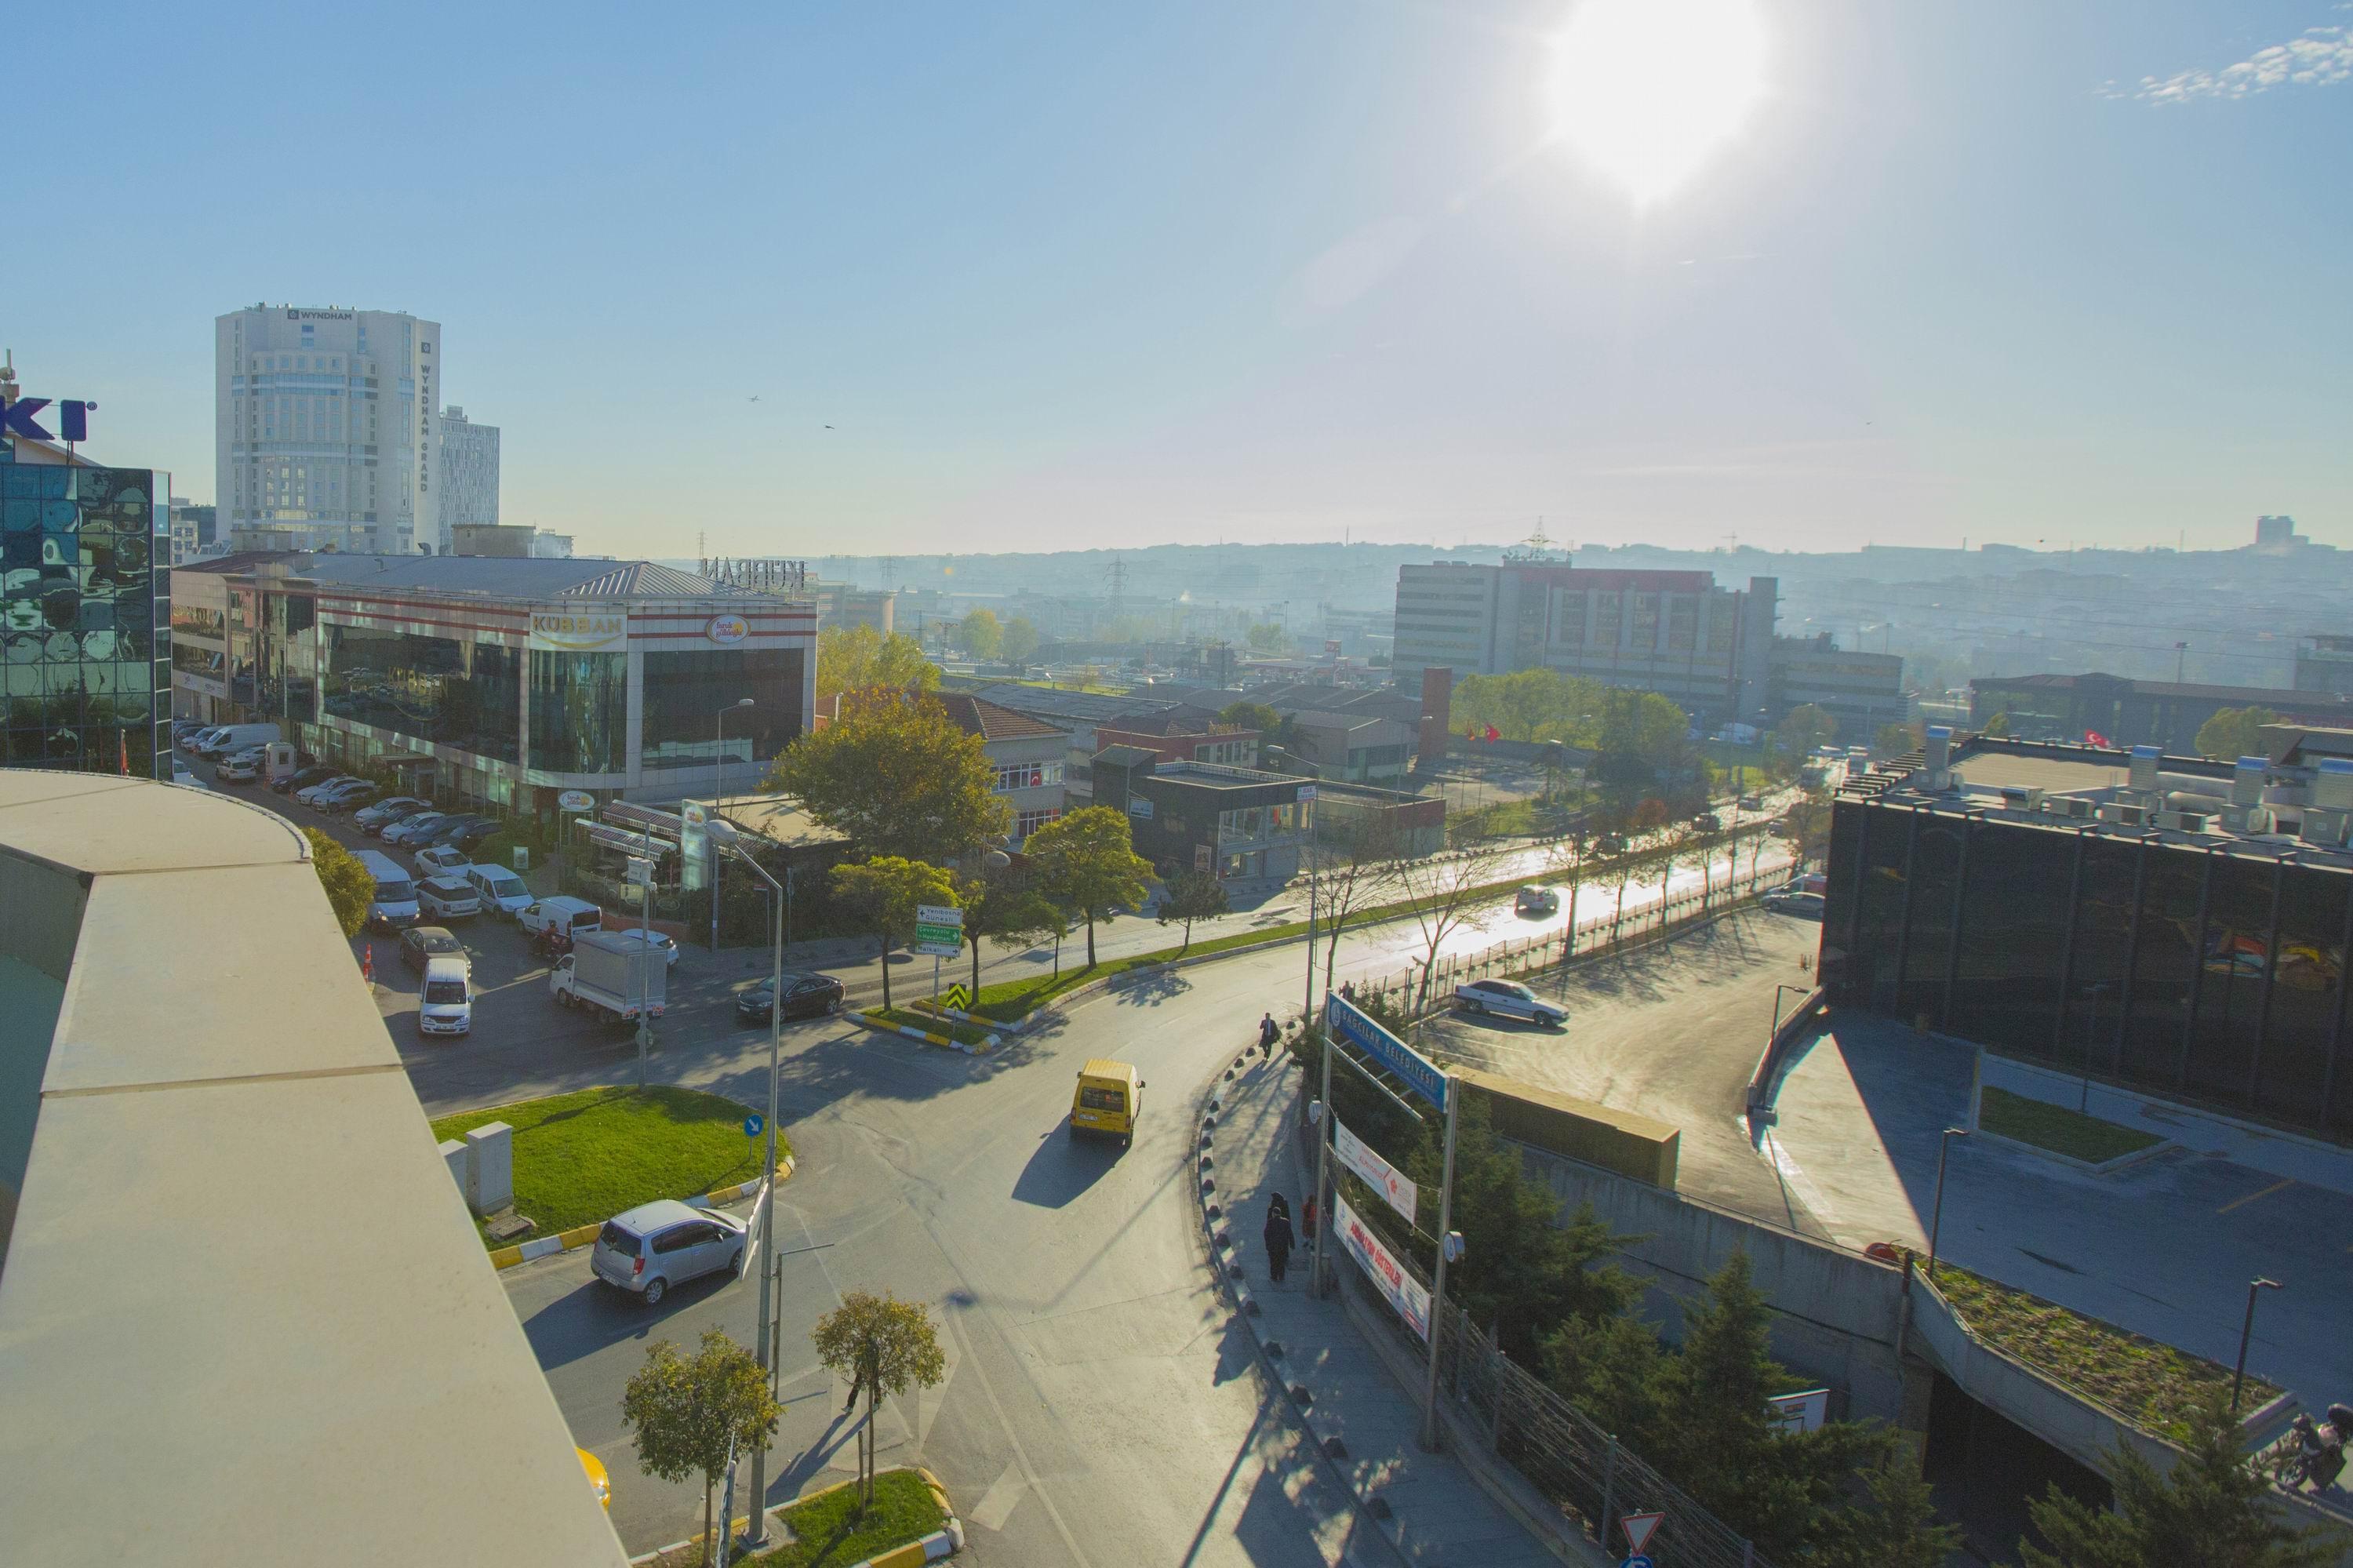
2278 1407 2349 1492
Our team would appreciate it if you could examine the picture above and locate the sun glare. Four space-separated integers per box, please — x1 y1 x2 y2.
1546 0 1768 205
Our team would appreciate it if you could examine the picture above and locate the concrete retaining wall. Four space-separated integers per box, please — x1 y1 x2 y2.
1460 1065 1679 1188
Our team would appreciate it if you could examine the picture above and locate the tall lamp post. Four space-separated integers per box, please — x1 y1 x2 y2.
1926 1126 1969 1281
2231 1278 2282 1416
711 698 755 951
704 817 785 1550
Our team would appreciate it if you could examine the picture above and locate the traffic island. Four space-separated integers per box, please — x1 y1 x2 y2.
629 1465 958 1567
855 1006 998 1053
428 1086 792 1257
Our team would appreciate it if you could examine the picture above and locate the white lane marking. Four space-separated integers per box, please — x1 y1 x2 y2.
966 1458 1028 1533
915 1331 960 1446
1760 1126 1857 1248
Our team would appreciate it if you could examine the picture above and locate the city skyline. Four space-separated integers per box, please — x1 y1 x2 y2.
7 2 2349 558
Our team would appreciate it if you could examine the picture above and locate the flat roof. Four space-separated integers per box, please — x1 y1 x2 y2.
0 770 627 1564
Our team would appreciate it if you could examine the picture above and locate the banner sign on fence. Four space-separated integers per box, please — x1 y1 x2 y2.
1334 1115 1417 1225
1767 1387 1830 1434
1326 993 1449 1111
1334 1191 1431 1341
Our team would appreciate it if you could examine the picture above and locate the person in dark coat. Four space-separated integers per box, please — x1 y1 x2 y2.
1264 1193 1297 1283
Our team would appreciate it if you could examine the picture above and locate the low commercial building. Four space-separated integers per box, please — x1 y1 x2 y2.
936 692 1068 846
1822 731 2353 1141
1769 633 1906 739
1971 671 2353 753
1284 709 1416 784
1094 717 1261 769
1308 780 1446 858
169 553 814 820
1090 748 1313 882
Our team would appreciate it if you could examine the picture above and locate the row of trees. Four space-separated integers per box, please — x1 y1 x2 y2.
949 606 1041 664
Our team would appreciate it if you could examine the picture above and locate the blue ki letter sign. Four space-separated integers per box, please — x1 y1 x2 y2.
0 397 96 444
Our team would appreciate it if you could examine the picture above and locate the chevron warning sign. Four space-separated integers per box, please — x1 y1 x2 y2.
942 982 972 1012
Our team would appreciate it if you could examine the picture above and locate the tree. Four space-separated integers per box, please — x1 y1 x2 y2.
811 1291 949 1511
957 606 1002 660
1875 721 1924 759
831 856 955 1011
1217 700 1299 752
2195 706 2282 763
1246 621 1289 654
621 1329 781 1566
1787 794 1835 872
1823 1456 1964 1568
1156 867 1229 954
768 688 1010 862
957 868 1064 999
1393 833 1517 1010
815 623 940 698
1000 616 1040 665
2020 1395 2334 1568
305 827 373 938
1776 703 1838 760
1023 806 1152 966
1980 709 2013 738
1306 817 1405 1000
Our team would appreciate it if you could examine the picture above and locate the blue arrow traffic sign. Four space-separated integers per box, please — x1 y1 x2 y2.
743 1113 764 1138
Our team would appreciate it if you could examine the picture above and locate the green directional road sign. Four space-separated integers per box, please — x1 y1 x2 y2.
914 903 964 958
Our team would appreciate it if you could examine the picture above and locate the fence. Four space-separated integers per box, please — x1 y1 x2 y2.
1340 859 1792 1020
1334 1225 1777 1568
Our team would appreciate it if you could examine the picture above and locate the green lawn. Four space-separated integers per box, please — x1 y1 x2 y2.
746 1468 947 1567
1926 1261 2282 1440
428 1086 780 1249
1979 1086 2162 1164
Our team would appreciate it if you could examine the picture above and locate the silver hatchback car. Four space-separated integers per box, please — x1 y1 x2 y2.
589 1199 747 1306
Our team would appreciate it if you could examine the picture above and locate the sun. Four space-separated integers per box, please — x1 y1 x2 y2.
1545 0 1768 205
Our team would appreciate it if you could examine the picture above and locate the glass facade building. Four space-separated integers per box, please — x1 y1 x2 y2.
1 458 170 777
1824 799 2353 1141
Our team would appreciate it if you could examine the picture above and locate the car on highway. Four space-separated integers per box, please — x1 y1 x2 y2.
381 811 453 846
398 925 467 973
589 1199 747 1306
354 795 433 831
275 764 338 795
464 863 533 919
1071 1058 1146 1146
736 971 844 1024
1514 885 1559 916
1453 977 1567 1027
215 750 266 783
417 875 482 921
415 845 474 878
1761 889 1825 919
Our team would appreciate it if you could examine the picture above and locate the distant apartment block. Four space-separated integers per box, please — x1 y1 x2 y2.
1768 633 1907 740
451 524 571 558
437 406 500 532
1971 671 2353 753
812 580 896 638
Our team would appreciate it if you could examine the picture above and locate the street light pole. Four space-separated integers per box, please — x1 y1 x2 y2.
1926 1126 1969 1281
711 698 755 951
707 818 785 1548
2231 1278 2282 1416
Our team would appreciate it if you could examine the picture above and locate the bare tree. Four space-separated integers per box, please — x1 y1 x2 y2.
1305 816 1406 1004
1551 821 1595 966
1395 831 1518 1011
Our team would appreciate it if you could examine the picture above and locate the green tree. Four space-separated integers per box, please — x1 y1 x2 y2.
2194 705 2282 763
830 856 955 1011
958 606 1002 660
1217 700 1298 751
1001 615 1041 665
1023 806 1152 966
1774 703 1838 762
1875 721 1924 759
815 623 940 698
811 1291 950 1511
768 688 1010 862
1540 1307 1667 1448
1822 1455 1964 1568
620 1329 781 1566
956 868 1065 999
1980 708 2013 737
2020 1395 2333 1568
1155 867 1229 954
1246 621 1289 654
304 827 374 939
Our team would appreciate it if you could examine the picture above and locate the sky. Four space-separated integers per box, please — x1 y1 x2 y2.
8 2 2350 558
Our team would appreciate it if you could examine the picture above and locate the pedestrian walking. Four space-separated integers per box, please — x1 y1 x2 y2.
1257 1011 1279 1055
1264 1192 1297 1283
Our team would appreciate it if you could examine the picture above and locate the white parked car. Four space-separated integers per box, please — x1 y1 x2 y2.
1453 978 1567 1028
464 863 534 920
296 775 362 806
417 875 482 921
415 846 473 879
624 929 682 968
170 762 209 791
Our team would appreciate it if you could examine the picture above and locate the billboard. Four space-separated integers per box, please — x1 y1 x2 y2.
528 611 625 653
1334 1192 1430 1341
1334 1115 1417 1225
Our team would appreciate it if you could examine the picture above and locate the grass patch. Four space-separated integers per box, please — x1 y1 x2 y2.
1979 1087 2162 1165
428 1086 780 1250
867 1006 993 1046
1924 1261 2282 1440
635 1468 947 1568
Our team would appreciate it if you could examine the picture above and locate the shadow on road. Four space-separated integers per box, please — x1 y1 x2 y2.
1111 967 1193 1008
521 1270 736 1371
1010 1126 1123 1208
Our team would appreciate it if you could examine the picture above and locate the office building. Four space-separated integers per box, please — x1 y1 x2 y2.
437 406 500 530
1821 732 2353 1141
1283 709 1417 784
811 580 896 638
1970 671 2353 754
1391 562 1778 726
1 370 172 779
1089 749 1313 883
169 553 813 817
936 692 1068 846
452 524 570 558
215 304 444 555
1768 633 1907 739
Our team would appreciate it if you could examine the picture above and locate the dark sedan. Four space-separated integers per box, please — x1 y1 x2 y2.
399 925 467 972
274 764 338 795
424 813 499 850
737 973 844 1024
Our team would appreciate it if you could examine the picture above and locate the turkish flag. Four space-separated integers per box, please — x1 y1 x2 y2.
1484 725 1500 742
2086 729 2110 748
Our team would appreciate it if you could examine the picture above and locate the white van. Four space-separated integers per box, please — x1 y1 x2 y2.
519 895 602 942
194 722 281 758
353 848 420 930
465 863 535 919
417 956 473 1037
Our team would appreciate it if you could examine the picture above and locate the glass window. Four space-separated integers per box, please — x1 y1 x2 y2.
638 647 802 772
528 649 624 775
1896 816 1965 1023
2188 853 2271 1106
1849 806 1913 1012
2058 839 2139 1084
1946 818 2073 1062
2257 864 2346 1126
2122 847 2205 1091
324 623 521 762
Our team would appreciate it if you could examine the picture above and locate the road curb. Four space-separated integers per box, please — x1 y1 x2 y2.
488 1153 797 1271
624 1463 961 1566
849 1009 999 1056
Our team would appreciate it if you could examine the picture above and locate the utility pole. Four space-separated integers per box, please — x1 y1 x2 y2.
1418 1079 1460 1452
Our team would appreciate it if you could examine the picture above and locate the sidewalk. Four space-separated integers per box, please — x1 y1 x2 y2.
1202 1051 1580 1568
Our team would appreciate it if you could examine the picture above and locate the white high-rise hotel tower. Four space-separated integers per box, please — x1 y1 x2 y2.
214 305 443 554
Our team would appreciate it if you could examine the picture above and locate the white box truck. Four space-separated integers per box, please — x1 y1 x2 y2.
549 929 667 1024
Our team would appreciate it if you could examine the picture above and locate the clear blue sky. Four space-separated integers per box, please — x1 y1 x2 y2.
9 2 2348 557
